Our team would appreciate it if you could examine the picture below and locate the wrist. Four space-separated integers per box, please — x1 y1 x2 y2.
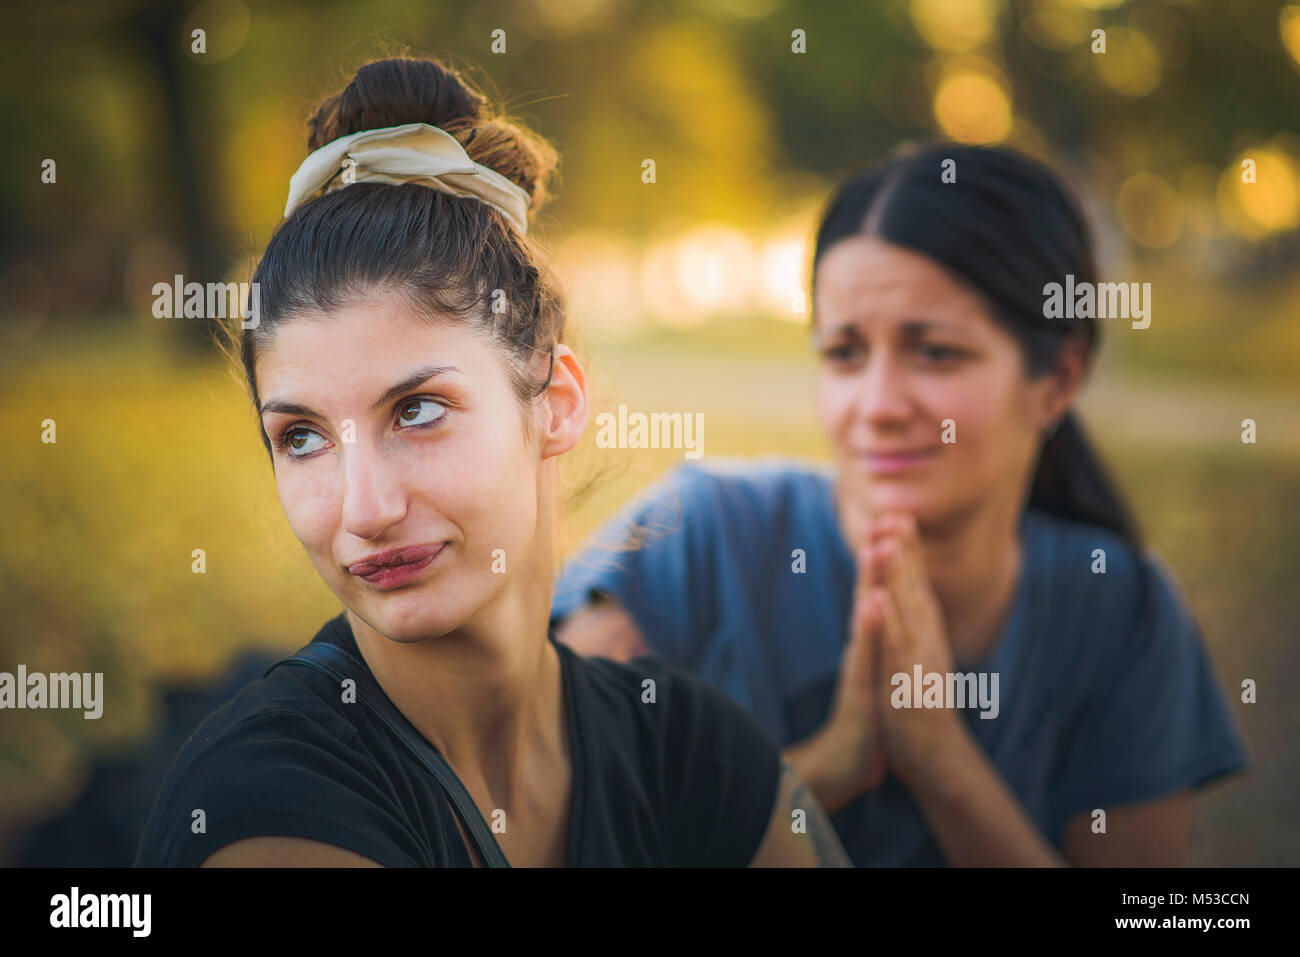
894 713 978 798
783 722 861 817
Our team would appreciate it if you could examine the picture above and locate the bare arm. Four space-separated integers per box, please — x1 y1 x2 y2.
200 835 386 867
1061 791 1192 866
904 717 1194 867
782 726 872 817
554 598 651 662
749 759 853 867
904 725 1066 866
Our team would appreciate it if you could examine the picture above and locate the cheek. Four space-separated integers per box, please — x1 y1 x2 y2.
433 411 539 550
939 369 1036 469
940 380 1002 440
275 466 340 551
815 372 856 441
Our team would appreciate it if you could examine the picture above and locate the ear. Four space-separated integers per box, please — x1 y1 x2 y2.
1038 332 1089 429
539 344 589 459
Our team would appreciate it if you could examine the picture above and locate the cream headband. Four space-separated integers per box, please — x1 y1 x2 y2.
282 121 531 233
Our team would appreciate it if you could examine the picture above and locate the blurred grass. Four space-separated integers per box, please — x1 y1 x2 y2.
1 300 1296 863
1105 260 1300 388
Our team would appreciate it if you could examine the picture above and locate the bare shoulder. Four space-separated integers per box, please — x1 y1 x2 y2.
200 835 386 867
749 759 853 868
554 598 650 662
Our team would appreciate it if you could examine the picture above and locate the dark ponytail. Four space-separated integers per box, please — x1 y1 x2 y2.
812 142 1141 547
1030 411 1140 546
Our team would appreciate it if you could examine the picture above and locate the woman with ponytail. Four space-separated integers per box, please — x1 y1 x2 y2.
554 143 1247 866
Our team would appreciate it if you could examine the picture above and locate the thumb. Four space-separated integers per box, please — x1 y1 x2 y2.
872 586 907 675
844 592 879 691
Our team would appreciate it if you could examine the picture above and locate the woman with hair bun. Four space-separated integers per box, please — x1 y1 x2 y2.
135 56 849 868
554 142 1248 866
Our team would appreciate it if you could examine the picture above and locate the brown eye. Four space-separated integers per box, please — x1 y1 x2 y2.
396 397 447 428
281 427 326 457
917 343 967 362
823 341 863 363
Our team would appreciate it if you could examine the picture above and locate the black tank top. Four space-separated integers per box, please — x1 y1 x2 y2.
135 612 781 867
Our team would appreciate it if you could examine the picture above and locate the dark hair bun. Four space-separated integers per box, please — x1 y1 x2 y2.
306 56 559 214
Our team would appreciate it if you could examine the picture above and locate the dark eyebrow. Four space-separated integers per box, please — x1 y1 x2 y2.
823 322 864 340
899 319 965 336
822 318 966 340
258 365 460 419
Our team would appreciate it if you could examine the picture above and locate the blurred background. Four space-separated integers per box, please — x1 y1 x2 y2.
1 0 1297 865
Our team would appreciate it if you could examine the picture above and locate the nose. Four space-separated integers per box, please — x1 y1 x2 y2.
340 441 408 541
854 348 914 428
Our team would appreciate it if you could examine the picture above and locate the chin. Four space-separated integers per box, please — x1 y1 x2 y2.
347 581 479 643
870 485 995 535
865 492 935 519
856 478 959 527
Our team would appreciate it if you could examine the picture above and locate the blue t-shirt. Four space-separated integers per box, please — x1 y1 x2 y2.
551 458 1249 866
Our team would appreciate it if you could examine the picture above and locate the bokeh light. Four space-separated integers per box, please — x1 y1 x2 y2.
1217 147 1300 238
671 225 756 316
1094 26 1162 96
933 59 1013 144
554 233 645 335
182 0 251 65
1116 172 1184 248
1021 5 1091 51
1280 5 1300 74
759 232 809 322
910 0 1001 53
525 0 621 37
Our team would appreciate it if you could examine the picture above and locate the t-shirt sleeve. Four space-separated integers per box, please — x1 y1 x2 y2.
1049 552 1248 825
134 709 427 868
659 664 782 866
551 464 720 667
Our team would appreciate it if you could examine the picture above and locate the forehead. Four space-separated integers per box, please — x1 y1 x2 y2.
255 297 496 402
261 297 458 360
813 236 992 333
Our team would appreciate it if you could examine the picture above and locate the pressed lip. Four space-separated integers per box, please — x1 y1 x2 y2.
354 552 439 590
856 447 940 474
858 447 940 457
347 543 445 576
